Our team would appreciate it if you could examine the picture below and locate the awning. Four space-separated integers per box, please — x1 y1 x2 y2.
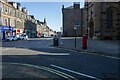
0 26 14 31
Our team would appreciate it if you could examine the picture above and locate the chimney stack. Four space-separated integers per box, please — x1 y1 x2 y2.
73 2 80 9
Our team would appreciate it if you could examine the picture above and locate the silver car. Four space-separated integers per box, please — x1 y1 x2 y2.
6 36 18 41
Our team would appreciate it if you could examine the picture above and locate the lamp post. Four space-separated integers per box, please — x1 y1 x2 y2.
74 26 77 48
74 23 80 48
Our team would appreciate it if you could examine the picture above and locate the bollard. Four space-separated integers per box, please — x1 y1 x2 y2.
82 35 87 49
53 37 59 46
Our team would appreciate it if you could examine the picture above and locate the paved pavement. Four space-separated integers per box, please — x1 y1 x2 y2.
1 38 119 79
58 37 119 58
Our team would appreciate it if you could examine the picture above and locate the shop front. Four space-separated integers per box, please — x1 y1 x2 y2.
0 26 14 39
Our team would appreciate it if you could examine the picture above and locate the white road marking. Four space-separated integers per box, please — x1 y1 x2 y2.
83 52 120 60
51 64 101 80
95 54 120 60
41 53 69 56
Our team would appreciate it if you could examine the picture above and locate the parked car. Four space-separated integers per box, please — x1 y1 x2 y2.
6 36 18 41
16 35 24 40
22 34 28 40
16 34 20 40
41 34 45 38
20 35 24 40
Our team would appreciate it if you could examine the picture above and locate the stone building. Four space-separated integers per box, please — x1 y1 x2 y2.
37 18 55 37
24 15 37 38
62 2 82 37
40 18 50 37
0 0 56 39
0 0 28 39
83 2 120 40
9 2 28 34
36 20 42 37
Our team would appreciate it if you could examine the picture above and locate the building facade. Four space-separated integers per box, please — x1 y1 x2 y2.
36 20 42 37
37 18 55 37
24 15 37 38
0 0 54 39
40 18 53 37
62 2 82 37
0 0 28 39
83 2 120 40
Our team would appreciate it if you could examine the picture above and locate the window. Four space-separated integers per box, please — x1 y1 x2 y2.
9 8 12 16
18 12 20 18
22 14 23 19
19 12 22 18
4 5 8 13
0 17 2 26
16 11 18 17
13 11 16 17
8 18 10 26
107 8 113 28
5 19 8 26
0 2 2 12
14 20 16 27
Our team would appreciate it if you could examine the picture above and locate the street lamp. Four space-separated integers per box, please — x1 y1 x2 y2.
74 25 77 48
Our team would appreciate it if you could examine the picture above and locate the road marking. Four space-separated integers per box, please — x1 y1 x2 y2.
81 51 120 60
41 53 70 56
2 62 77 80
42 66 78 80
51 64 101 80
92 54 120 60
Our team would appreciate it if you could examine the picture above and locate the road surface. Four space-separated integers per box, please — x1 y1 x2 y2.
1 38 119 80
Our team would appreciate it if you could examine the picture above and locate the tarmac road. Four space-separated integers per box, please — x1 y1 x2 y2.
1 38 119 79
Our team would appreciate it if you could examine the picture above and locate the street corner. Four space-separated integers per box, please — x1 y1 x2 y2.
1 62 64 79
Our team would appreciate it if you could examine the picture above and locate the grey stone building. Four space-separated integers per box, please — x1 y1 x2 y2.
83 2 120 40
62 2 82 37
